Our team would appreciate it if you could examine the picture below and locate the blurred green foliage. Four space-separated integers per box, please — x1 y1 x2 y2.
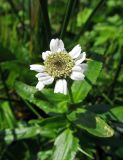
0 0 123 159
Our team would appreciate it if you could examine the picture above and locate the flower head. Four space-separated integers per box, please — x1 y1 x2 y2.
30 38 87 95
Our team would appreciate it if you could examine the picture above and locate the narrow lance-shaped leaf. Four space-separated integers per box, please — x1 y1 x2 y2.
0 102 16 129
52 129 79 160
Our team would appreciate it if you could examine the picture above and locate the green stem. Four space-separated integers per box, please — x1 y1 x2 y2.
68 84 74 104
78 147 93 159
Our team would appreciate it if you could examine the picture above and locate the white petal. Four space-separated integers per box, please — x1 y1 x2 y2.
54 79 63 94
72 65 82 72
36 72 50 79
69 44 81 59
75 52 86 65
62 79 67 95
30 64 45 72
50 38 64 52
54 79 67 95
43 77 54 85
78 63 88 73
70 71 85 80
42 51 52 60
36 81 45 90
36 73 54 85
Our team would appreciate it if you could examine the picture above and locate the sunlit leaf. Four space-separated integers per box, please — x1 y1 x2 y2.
0 125 41 144
67 108 114 137
105 106 123 121
52 129 79 160
0 102 16 129
77 8 92 27
14 81 69 113
38 150 53 160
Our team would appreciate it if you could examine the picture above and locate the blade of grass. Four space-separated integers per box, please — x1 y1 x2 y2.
60 0 76 39
39 0 51 46
6 0 24 28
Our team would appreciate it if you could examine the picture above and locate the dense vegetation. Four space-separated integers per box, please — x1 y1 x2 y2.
0 0 123 159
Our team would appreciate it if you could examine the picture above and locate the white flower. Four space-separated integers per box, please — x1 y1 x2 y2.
30 38 87 95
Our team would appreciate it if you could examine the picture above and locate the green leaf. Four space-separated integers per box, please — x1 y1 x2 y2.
29 115 68 137
0 122 57 144
67 108 114 137
0 125 41 144
6 71 19 87
0 115 68 143
77 8 92 27
38 150 52 160
85 103 111 114
94 25 117 46
106 106 123 121
52 129 79 160
72 58 103 103
0 102 16 129
14 81 69 113
29 115 68 130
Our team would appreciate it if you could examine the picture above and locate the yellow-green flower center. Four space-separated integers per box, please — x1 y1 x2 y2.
44 52 74 78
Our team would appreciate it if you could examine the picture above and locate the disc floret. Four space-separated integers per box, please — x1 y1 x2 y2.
44 52 74 78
